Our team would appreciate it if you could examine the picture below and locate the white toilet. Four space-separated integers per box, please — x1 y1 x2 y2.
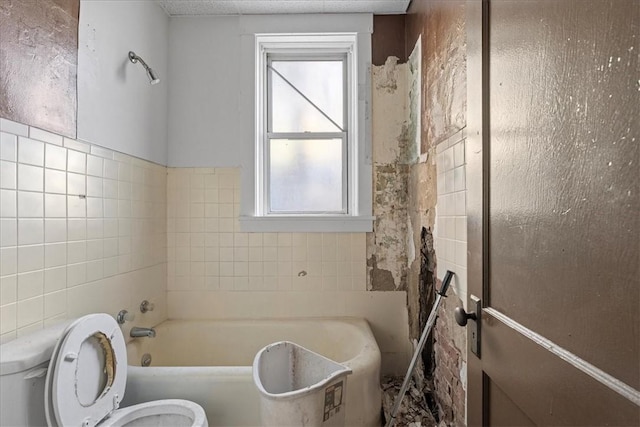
0 313 208 427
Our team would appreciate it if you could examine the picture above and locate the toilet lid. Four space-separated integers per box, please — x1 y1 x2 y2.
45 314 127 427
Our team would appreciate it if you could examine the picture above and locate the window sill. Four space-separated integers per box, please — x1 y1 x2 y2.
239 215 374 233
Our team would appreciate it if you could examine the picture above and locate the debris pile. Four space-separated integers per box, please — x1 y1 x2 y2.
382 374 438 427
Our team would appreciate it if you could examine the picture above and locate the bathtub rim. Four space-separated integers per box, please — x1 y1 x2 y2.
126 316 381 371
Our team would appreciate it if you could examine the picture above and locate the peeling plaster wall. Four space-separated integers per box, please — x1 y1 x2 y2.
404 40 438 346
369 30 439 357
409 0 467 152
405 1 468 425
369 25 430 371
369 55 419 293
372 10 468 421
372 57 410 165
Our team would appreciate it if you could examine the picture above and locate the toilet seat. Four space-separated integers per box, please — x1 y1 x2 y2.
48 313 127 427
44 316 94 426
45 314 207 427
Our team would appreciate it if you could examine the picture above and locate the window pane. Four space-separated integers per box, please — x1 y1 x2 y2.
269 139 343 213
270 60 344 132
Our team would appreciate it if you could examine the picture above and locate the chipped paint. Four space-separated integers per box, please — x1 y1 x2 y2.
406 36 440 343
420 0 467 151
408 36 422 158
374 56 400 93
369 163 409 291
373 11 471 425
368 52 422 292
372 58 409 165
367 255 398 291
406 215 415 267
404 2 468 424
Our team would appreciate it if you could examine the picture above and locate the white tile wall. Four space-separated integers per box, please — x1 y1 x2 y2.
166 168 368 292
165 167 411 374
0 119 411 374
0 119 168 343
435 134 468 308
167 290 411 375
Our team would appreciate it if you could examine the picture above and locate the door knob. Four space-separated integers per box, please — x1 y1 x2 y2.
454 306 477 326
456 296 481 358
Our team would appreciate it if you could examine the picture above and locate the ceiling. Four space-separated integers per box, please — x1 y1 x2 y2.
157 0 411 16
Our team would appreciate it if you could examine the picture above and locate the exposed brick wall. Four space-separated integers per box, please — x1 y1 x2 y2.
433 296 466 425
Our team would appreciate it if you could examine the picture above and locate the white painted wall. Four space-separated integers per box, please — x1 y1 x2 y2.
168 16 243 168
77 0 169 165
167 14 373 220
167 14 371 168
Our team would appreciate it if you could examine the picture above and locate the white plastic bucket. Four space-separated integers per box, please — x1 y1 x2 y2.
252 341 353 427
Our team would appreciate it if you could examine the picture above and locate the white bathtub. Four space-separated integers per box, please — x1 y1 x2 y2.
122 318 382 427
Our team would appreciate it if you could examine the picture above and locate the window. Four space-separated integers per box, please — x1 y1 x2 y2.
242 33 372 232
268 56 346 214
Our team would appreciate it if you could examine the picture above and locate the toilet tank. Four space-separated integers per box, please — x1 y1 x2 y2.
0 321 71 427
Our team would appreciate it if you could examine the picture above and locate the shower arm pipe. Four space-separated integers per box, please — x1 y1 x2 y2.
129 51 151 72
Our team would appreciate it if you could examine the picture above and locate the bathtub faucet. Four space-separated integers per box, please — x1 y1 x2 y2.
130 327 156 338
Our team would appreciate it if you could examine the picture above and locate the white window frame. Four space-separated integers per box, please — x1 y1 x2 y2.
241 33 373 232
265 51 348 215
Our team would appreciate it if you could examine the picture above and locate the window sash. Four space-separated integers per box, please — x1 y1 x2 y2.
265 133 348 215
265 53 349 215
267 55 348 134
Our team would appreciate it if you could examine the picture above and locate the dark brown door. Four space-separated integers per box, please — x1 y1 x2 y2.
465 0 639 425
